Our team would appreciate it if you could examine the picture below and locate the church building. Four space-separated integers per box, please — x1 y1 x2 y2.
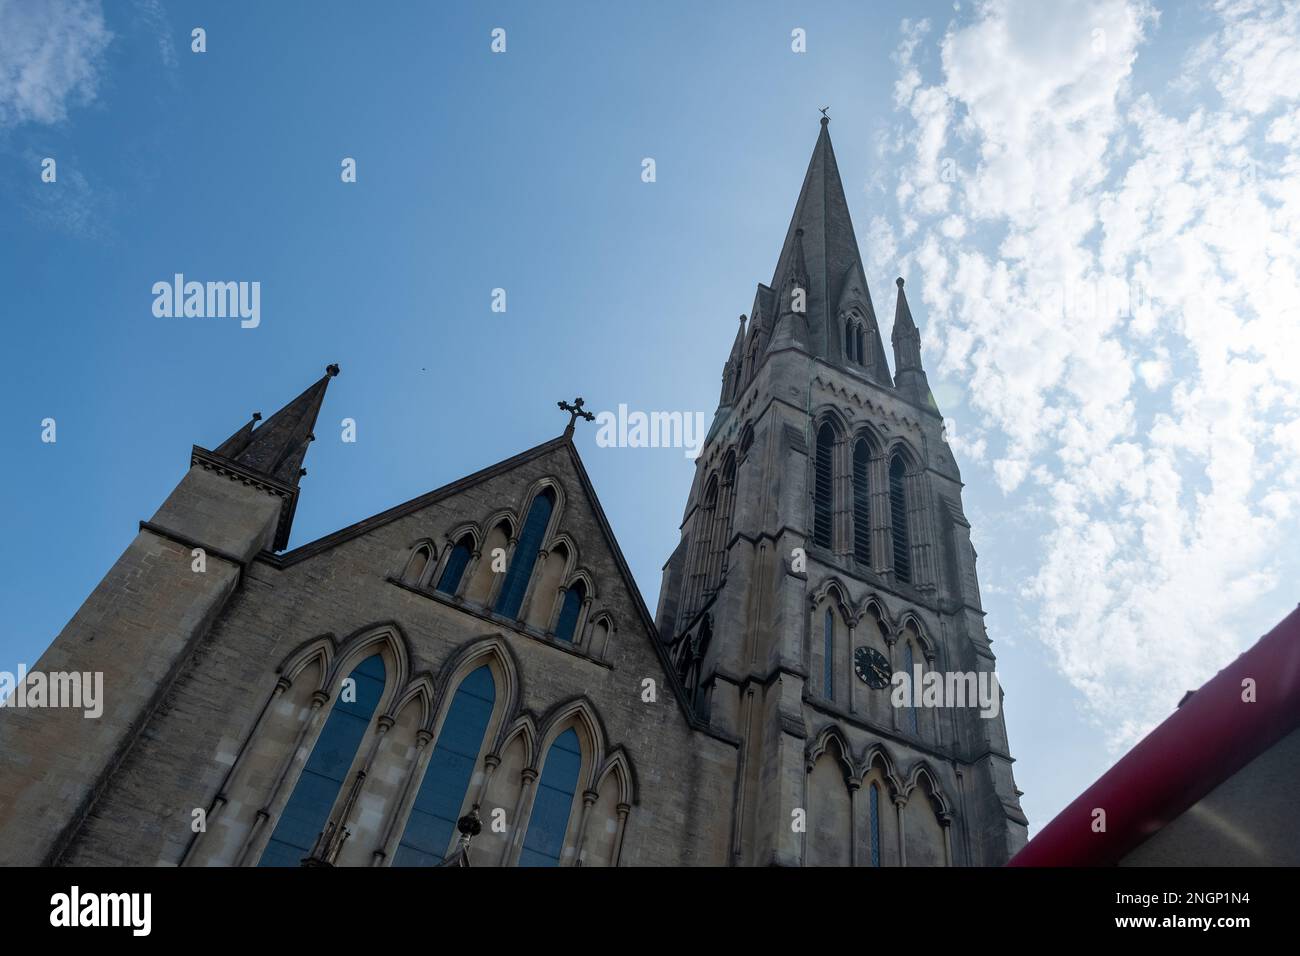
0 118 1027 867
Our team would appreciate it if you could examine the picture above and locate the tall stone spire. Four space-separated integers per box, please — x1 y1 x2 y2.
765 116 887 379
890 278 937 414
213 363 339 487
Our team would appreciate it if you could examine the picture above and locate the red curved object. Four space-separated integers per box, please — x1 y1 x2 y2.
1009 604 1300 866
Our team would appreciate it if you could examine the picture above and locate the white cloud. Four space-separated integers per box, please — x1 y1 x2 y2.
889 0 1300 749
0 0 112 127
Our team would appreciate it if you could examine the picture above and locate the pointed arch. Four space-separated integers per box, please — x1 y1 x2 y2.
480 509 519 543
806 724 855 779
857 594 892 633
903 762 953 815
443 521 483 552
546 532 580 578
431 634 522 735
811 582 849 703
386 674 435 728
434 533 474 596
402 539 436 587
534 697 606 787
393 660 501 867
810 578 853 622
553 578 587 643
596 748 636 806
805 727 853 866
277 636 335 692
258 650 390 866
586 610 616 661
898 612 937 662
858 742 904 795
518 476 567 543
519 697 608 867
327 624 411 710
497 713 539 769
495 486 557 619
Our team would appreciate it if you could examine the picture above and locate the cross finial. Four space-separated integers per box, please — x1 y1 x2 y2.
557 397 595 436
819 106 830 125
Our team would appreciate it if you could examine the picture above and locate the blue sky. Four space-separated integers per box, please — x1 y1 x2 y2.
3 0 1299 838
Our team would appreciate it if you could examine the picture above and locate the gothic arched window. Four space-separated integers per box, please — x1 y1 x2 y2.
869 782 882 867
823 608 835 700
495 489 555 619
553 580 586 643
435 536 473 595
845 319 857 363
259 654 386 867
889 454 911 583
404 544 432 586
813 424 835 549
853 439 871 565
393 665 496 866
519 728 582 866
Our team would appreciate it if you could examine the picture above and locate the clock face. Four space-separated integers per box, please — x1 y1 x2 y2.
854 646 891 689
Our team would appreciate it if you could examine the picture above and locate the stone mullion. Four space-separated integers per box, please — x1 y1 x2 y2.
544 584 567 636
236 688 329 866
485 536 518 610
456 550 482 600
611 803 631 866
373 729 433 865
315 714 393 863
834 436 852 557
515 546 550 622
571 789 599 866
501 768 538 866
848 778 862 866
895 795 908 867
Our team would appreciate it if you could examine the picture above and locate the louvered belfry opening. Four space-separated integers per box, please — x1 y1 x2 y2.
813 424 835 548
889 454 911 583
852 439 871 564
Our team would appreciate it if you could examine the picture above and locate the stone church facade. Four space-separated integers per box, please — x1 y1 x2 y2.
0 119 1027 867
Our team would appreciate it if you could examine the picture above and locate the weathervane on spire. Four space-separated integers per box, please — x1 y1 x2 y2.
558 396 595 436
819 106 830 123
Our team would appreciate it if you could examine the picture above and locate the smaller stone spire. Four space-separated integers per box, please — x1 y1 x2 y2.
891 278 938 415
720 314 748 404
216 364 339 488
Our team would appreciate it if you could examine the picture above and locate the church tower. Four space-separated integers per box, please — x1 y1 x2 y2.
0 366 339 865
656 117 1028 866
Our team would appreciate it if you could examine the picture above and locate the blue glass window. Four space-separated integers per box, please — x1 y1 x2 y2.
393 665 496 866
494 490 555 619
904 642 919 734
435 538 472 595
553 581 585 643
259 653 386 867
518 728 581 867
823 608 834 700
869 782 881 867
